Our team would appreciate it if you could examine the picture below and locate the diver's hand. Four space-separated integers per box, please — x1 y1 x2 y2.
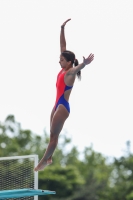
61 19 71 28
83 54 94 65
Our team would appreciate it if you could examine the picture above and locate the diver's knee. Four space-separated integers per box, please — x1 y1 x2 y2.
50 130 59 141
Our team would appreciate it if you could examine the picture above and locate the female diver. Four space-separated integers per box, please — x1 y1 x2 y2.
34 19 94 171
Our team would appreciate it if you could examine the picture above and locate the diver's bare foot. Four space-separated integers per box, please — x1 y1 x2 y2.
34 158 52 171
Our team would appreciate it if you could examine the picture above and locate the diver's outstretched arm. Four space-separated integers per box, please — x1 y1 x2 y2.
60 18 71 53
68 53 94 75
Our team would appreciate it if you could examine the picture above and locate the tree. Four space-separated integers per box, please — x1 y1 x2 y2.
38 165 84 200
69 146 113 200
109 142 133 200
0 115 50 157
2 115 133 200
112 155 133 200
0 115 84 199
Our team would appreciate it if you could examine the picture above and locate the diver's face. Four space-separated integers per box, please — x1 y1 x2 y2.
59 56 68 68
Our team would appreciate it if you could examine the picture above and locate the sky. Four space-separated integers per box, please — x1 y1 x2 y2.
0 0 133 159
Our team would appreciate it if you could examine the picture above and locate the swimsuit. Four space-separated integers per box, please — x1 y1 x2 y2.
54 69 73 113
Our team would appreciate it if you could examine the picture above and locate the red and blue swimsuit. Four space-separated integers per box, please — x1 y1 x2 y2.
54 69 73 113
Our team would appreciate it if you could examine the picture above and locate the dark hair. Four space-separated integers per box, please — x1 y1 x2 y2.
61 50 81 80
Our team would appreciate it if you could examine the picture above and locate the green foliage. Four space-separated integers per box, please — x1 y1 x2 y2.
67 146 113 200
38 165 84 200
0 115 48 157
126 191 133 200
109 154 133 200
0 115 133 200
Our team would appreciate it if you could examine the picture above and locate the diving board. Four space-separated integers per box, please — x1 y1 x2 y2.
0 189 56 199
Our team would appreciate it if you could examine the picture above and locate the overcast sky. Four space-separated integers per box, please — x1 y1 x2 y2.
0 0 133 158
